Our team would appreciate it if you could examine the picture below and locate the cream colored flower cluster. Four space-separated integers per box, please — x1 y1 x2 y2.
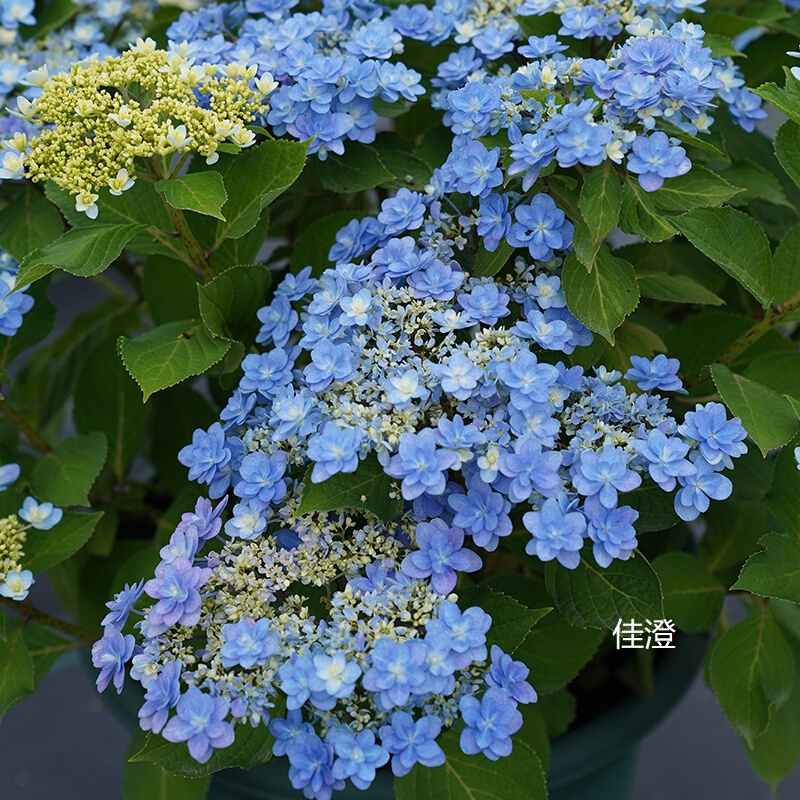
2 38 277 218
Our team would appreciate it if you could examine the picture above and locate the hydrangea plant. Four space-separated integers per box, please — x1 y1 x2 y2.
1 0 800 797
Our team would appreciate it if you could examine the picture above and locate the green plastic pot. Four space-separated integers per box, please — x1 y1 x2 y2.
89 634 705 800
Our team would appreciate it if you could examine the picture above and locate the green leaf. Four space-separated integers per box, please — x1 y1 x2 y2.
14 224 147 289
455 585 551 654
569 321 667 376
636 272 724 305
579 161 621 244
571 223 600 270
19 0 79 38
514 614 605 696
535 688 576 737
699 501 769 575
766 442 800 539
74 339 147 481
22 622 74 687
132 702 283 777
44 180 176 257
742 351 800 398
297 455 402 522
124 732 210 800
472 238 515 278
625 482 679 533
709 364 800 455
156 172 227 220
311 143 395 193
31 432 107 505
545 550 663 629
652 553 725 633
732 533 800 602
659 119 730 161
0 624 34 721
774 121 800 194
215 139 308 242
755 70 800 126
674 207 772 308
0 185 64 261
704 32 744 57
394 727 546 800
562 249 639 343
197 264 272 346
23 511 104 573
0 279 57 369
651 166 740 213
772 224 800 305
143 256 201 325
723 160 792 208
619 180 676 242
709 608 794 746
118 320 231 401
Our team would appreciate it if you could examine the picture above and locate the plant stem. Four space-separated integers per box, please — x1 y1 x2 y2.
163 203 216 282
716 288 800 366
0 398 52 453
0 595 99 642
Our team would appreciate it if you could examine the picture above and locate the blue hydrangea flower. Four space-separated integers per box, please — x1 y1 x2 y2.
286 733 341 798
178 422 231 485
224 501 268 539
583 495 639 567
234 450 287 508
329 728 389 790
507 194 574 261
102 580 145 630
221 617 279 669
425 600 490 669
430 353 484 400
572 447 642 508
633 429 694 491
627 131 691 192
523 495 587 569
674 458 733 521
19 497 62 530
448 477 512 550
362 638 428 710
162 687 235 764
378 188 426 236
625 354 685 393
307 423 363 483
0 462 20 491
256 296 299 348
459 688 523 760
678 402 748 467
138 660 181 734
385 429 459 499
384 370 429 408
240 350 295 396
486 645 538 705
498 436 563 502
92 627 136 694
0 568 33 601
144 558 212 636
304 340 355 391
401 519 482 593
457 283 510 325
313 652 362 699
270 710 315 757
379 711 445 777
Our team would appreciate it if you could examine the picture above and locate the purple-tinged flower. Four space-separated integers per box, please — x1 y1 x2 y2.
486 645 538 704
138 660 181 734
92 627 136 694
385 428 459 499
363 638 428 710
270 710 314 757
425 600 490 669
102 580 145 630
498 435 563 502
162 687 235 764
457 284 510 325
286 733 340 798
401 519 481 593
448 477 512 550
627 132 691 192
496 352 560 411
144 557 212 635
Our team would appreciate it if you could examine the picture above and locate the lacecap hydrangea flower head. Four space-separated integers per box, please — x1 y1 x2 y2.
3 37 277 218
97 190 748 791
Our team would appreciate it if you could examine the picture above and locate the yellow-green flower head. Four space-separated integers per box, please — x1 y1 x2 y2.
15 38 276 218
